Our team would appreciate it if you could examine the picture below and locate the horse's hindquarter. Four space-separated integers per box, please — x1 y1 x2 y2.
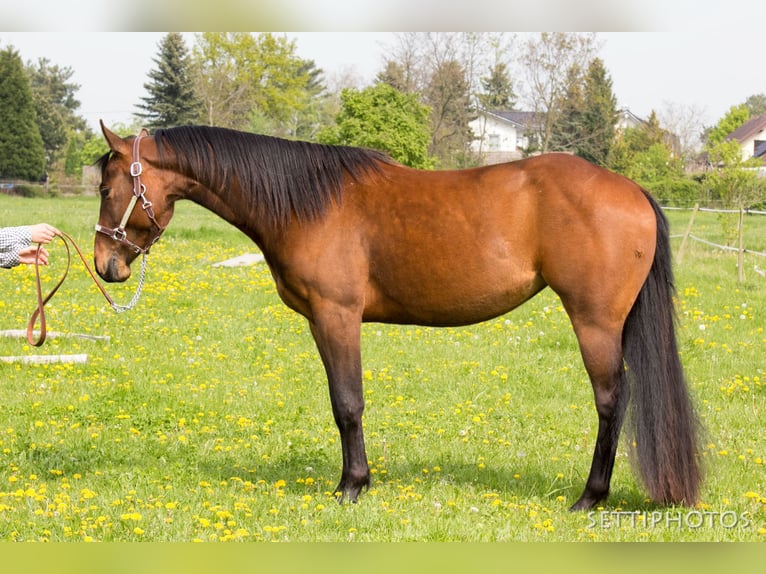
527 154 657 327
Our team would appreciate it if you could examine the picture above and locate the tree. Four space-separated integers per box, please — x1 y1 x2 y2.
425 59 474 167
0 47 45 181
193 32 258 129
657 101 706 162
276 57 328 140
376 60 412 93
743 93 766 117
705 138 766 246
63 132 83 177
378 33 430 94
193 33 326 137
610 110 669 176
609 111 696 205
548 58 617 166
318 83 434 169
578 58 617 165
477 61 516 110
704 104 750 148
379 33 513 166
25 58 87 168
704 104 766 241
519 32 600 153
137 33 202 129
549 64 585 153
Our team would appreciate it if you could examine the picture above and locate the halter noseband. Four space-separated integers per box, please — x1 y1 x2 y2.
95 128 165 254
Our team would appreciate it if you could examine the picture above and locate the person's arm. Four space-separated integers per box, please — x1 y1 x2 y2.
0 226 32 269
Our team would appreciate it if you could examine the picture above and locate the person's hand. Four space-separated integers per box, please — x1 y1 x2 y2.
28 223 60 244
18 245 49 266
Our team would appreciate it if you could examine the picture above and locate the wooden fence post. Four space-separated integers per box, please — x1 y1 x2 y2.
677 203 699 265
738 207 745 283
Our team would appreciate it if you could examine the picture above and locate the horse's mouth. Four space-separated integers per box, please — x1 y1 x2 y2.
96 254 131 283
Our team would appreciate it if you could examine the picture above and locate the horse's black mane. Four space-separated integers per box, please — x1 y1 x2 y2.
152 125 392 227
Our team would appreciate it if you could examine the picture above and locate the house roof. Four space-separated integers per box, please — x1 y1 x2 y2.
617 107 646 127
481 109 542 129
726 114 766 144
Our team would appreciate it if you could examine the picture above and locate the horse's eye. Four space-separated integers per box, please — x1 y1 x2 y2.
99 186 111 199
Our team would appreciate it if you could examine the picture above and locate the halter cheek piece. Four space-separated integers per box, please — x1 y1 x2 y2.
95 128 165 254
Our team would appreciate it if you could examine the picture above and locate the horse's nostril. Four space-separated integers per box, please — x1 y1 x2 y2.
96 254 130 283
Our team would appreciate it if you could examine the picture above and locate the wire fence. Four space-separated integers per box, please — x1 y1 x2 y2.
662 203 766 282
663 204 766 258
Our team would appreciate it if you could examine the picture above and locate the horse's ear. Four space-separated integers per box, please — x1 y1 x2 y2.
100 120 129 154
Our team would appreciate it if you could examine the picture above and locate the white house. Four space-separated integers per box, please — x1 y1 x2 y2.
616 108 646 131
470 107 645 165
468 110 539 164
726 114 766 163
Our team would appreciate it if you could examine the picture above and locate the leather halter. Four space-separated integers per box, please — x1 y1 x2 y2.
94 128 165 254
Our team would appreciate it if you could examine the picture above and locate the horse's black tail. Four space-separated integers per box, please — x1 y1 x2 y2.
622 191 701 506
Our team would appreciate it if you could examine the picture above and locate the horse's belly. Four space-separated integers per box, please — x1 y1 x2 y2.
363 265 545 327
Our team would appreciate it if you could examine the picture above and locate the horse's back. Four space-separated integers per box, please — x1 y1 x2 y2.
348 154 654 326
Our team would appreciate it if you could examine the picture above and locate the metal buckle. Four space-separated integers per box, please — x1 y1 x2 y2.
112 228 127 242
130 161 143 177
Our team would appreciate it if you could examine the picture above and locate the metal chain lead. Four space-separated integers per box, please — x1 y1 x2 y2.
110 252 148 313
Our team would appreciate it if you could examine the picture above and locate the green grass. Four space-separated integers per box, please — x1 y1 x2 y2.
0 194 764 541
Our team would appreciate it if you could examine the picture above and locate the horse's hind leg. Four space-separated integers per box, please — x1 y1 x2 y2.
568 319 629 511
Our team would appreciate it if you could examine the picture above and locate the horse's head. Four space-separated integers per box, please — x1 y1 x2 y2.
94 122 174 282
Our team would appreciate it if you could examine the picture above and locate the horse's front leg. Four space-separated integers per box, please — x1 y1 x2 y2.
308 307 369 502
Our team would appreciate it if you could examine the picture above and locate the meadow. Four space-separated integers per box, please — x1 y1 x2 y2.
0 193 764 542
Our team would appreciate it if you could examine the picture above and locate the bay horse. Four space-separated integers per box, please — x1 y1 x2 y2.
94 122 700 510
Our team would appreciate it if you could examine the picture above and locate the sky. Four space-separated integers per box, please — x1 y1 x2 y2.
0 8 764 135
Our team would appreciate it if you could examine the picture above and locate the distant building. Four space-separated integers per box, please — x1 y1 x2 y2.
616 108 646 131
468 110 541 164
726 114 766 163
470 107 657 165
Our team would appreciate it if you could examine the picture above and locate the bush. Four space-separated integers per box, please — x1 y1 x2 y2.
0 182 46 198
649 176 703 207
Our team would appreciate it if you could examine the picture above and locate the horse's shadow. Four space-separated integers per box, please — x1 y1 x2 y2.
18 438 652 512
197 451 652 511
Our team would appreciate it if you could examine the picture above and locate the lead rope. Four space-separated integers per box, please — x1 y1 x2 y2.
26 231 148 346
110 252 147 313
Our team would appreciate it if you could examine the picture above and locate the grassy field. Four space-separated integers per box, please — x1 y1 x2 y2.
0 193 764 542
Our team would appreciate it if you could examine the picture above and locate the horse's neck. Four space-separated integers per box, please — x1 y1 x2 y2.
186 181 272 250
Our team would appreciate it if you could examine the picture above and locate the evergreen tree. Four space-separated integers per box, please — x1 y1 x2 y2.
549 58 617 165
376 61 411 93
549 64 585 153
137 33 202 129
290 59 329 140
425 59 473 167
578 58 618 165
477 62 516 110
0 47 46 181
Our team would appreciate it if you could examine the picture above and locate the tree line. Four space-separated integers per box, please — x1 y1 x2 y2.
1 32 765 212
